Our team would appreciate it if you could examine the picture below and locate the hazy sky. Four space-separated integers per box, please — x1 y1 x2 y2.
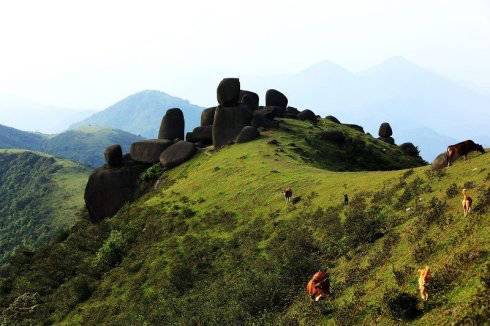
1 0 489 109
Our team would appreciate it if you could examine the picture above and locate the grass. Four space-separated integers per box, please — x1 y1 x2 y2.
0 119 487 325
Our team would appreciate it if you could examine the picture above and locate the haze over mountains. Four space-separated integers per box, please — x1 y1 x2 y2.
241 57 490 159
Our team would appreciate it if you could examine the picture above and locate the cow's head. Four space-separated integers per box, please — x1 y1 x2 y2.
476 144 485 154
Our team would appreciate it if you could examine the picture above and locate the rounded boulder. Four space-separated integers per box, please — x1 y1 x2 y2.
236 126 260 143
159 108 185 140
130 139 173 163
325 115 340 124
239 90 259 111
378 136 395 145
104 144 123 167
379 122 393 138
212 104 253 148
217 78 240 107
160 141 197 168
431 152 448 170
297 109 317 122
201 107 216 127
265 89 288 108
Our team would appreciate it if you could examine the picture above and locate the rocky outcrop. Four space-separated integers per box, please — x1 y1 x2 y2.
217 78 240 106
379 136 395 145
130 139 173 163
239 90 259 111
284 106 299 119
159 108 185 140
186 125 213 146
160 141 197 168
251 114 278 129
378 122 393 138
213 104 253 148
85 155 148 222
104 144 123 167
201 107 216 127
325 115 340 124
297 109 317 122
236 126 259 143
431 152 448 170
265 89 288 108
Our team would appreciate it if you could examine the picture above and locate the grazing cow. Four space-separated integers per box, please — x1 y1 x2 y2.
306 271 331 301
418 266 431 301
283 187 293 203
446 140 485 166
462 189 473 217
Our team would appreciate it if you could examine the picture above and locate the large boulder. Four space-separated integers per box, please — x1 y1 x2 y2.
251 114 278 129
344 124 365 133
159 108 185 140
399 142 420 157
236 126 260 143
212 104 253 148
159 141 197 168
378 136 395 145
85 158 147 222
297 109 317 122
325 115 340 124
186 125 213 146
378 122 393 138
284 106 299 119
217 78 240 107
130 139 173 163
201 107 216 126
432 152 448 170
239 90 259 111
265 89 288 108
104 144 123 167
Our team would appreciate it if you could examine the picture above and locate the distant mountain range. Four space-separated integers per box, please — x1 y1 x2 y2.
0 123 142 167
242 57 490 160
71 90 204 138
0 93 94 134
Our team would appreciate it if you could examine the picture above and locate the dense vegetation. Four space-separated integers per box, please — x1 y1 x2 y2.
71 90 203 138
0 150 89 262
0 119 487 325
0 125 142 167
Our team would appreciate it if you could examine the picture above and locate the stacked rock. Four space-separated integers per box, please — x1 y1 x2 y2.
130 108 184 164
212 78 253 148
378 122 395 145
85 144 148 222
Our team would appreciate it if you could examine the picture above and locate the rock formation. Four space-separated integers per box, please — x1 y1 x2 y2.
297 109 317 123
158 108 185 140
265 89 288 108
236 126 260 143
431 152 448 170
186 126 213 146
325 115 340 124
344 124 365 133
130 139 173 163
239 90 259 111
201 107 216 127
217 78 240 106
160 141 197 168
104 144 123 167
378 122 395 144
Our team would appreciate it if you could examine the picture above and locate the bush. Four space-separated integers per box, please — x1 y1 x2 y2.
344 195 385 248
422 197 447 226
463 181 476 189
473 187 490 215
392 265 414 287
399 143 420 157
413 238 436 263
140 164 164 182
446 183 459 198
93 230 125 271
383 289 421 321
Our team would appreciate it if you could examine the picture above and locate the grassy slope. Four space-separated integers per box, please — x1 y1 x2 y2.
0 120 486 325
0 149 89 260
56 120 487 325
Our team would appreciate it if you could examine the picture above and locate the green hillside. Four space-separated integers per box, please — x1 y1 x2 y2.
0 119 488 325
0 124 143 168
0 124 46 150
0 149 89 262
42 126 143 167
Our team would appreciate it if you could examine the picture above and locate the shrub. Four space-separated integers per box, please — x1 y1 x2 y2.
412 238 436 263
93 230 125 271
140 164 163 182
421 197 447 226
382 289 421 321
392 265 414 287
399 143 421 157
446 183 459 198
463 181 476 189
473 187 490 214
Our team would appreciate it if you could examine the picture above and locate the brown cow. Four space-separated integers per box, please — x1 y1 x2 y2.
306 271 330 301
418 266 431 301
283 187 293 203
446 140 485 166
462 188 473 217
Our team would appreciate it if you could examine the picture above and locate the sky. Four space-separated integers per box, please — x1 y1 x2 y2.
0 0 489 110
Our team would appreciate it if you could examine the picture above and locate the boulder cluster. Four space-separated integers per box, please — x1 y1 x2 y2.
378 122 395 144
